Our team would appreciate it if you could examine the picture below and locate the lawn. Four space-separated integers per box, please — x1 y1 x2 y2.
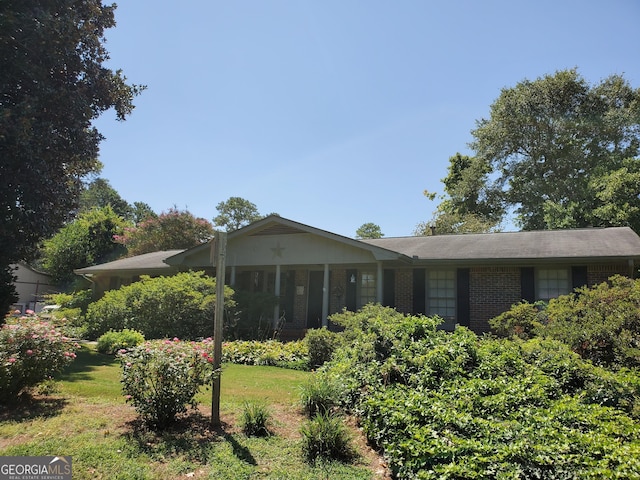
0 345 388 479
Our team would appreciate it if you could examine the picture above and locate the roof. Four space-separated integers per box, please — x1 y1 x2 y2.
361 227 640 263
74 250 185 275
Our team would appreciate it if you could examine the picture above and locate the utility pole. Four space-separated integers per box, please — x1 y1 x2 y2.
211 230 227 428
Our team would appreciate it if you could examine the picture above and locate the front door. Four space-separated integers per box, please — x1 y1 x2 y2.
307 271 324 329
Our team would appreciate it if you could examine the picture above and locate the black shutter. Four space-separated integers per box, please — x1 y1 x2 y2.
572 266 588 290
457 268 470 327
521 267 535 302
346 269 357 311
413 269 426 315
383 269 396 307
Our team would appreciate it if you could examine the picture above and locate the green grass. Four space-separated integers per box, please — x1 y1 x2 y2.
0 344 382 479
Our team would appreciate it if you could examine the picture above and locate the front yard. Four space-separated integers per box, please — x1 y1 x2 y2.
0 345 388 479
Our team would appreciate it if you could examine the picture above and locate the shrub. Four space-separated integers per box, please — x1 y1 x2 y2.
229 291 279 340
321 306 640 478
96 329 145 354
240 401 271 437
300 412 354 463
300 373 341 417
222 340 308 369
85 271 235 340
119 338 217 429
541 275 640 369
489 301 546 339
305 328 340 368
0 316 79 404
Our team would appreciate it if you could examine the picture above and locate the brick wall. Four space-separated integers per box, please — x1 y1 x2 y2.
470 267 522 333
587 264 630 287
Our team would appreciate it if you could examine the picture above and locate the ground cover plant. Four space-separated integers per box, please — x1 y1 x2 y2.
321 304 640 479
0 344 386 479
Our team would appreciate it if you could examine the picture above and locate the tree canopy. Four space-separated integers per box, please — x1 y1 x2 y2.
0 1 143 313
115 207 214 256
416 153 503 235
355 223 384 239
79 177 157 224
469 69 640 231
41 206 129 286
213 197 264 231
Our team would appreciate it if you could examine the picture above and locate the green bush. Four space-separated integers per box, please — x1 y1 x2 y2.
119 338 217 429
222 340 308 370
85 271 235 340
96 329 145 354
489 300 546 339
300 373 341 417
320 306 640 479
0 316 79 404
240 401 271 437
541 275 640 369
300 413 354 463
305 328 340 369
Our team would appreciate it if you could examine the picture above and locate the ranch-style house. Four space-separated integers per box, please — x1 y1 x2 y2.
75 215 640 336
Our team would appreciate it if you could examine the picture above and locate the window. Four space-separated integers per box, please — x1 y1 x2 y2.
537 269 570 301
358 271 376 308
427 270 456 329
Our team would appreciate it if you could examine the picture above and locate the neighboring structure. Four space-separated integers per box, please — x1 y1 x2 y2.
75 250 184 297
10 262 58 313
75 216 640 335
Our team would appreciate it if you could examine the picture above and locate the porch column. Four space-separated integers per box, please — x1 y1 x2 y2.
273 264 281 329
377 261 384 304
230 266 236 286
322 264 329 327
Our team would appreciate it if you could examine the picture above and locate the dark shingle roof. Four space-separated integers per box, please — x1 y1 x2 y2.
74 250 185 274
361 227 640 262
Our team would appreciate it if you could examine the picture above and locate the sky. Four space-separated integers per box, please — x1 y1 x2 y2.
93 0 640 238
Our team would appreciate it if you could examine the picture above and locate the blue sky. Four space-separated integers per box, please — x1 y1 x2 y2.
93 0 640 238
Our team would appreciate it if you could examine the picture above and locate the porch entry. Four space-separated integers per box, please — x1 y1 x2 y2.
307 271 326 329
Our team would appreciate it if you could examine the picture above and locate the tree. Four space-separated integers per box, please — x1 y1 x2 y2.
355 223 384 239
0 1 143 313
416 153 503 235
469 69 640 231
41 206 129 286
79 178 133 220
213 197 265 231
115 207 214 256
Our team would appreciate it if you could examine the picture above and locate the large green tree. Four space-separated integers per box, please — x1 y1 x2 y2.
79 177 157 224
41 206 129 286
213 197 265 231
115 207 214 256
469 69 640 231
0 1 143 313
416 153 503 235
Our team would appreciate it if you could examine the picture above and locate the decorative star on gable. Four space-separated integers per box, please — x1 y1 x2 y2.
271 242 285 259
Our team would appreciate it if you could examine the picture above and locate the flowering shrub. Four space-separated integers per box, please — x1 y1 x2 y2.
0 316 79 404
119 338 218 429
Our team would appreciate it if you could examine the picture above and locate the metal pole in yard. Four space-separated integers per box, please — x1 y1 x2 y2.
211 230 227 428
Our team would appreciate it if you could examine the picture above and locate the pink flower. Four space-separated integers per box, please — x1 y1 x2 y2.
173 337 180 342
8 358 16 364
25 309 34 315
26 349 33 355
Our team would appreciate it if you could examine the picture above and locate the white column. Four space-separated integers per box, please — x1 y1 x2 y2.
377 261 383 304
273 264 281 329
322 264 330 327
